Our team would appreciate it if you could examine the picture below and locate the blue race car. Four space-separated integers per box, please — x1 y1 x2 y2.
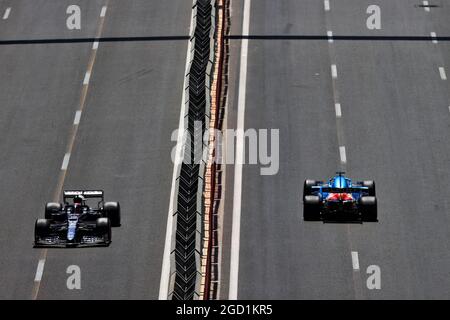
303 172 377 222
34 190 121 248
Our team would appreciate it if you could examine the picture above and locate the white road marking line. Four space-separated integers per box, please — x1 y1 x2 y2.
2 7 11 20
448 106 450 113
331 64 338 79
430 32 438 44
339 146 347 164
351 251 360 271
335 103 342 118
229 0 251 301
158 0 196 300
83 71 91 85
61 153 71 170
73 111 82 125
34 260 46 282
327 30 334 43
439 67 447 80
92 41 99 50
423 1 430 12
100 6 107 17
324 0 330 11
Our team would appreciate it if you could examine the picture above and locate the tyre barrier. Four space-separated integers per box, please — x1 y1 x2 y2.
168 0 216 300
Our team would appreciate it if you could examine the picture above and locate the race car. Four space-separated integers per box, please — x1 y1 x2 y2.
303 172 377 222
34 190 121 247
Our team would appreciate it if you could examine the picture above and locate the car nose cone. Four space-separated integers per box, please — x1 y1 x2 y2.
67 219 77 241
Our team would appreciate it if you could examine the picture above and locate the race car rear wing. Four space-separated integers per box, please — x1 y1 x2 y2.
63 190 104 202
313 186 369 194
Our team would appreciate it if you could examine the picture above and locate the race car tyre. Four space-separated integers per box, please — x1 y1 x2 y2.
303 195 321 221
35 219 50 238
360 196 377 222
45 202 62 220
362 181 376 196
303 180 317 198
96 217 112 241
103 202 121 227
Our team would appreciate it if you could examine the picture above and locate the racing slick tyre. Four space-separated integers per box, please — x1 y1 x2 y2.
362 181 376 196
45 202 63 220
303 180 317 198
96 218 112 242
35 219 51 240
360 196 377 222
303 195 321 221
103 202 121 227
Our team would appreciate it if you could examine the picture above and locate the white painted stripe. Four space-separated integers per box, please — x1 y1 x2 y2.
324 0 330 11
431 32 438 44
61 153 71 170
73 111 82 125
351 251 360 270
327 31 333 43
335 103 342 117
448 106 450 113
83 71 91 85
100 6 107 17
339 146 347 163
439 67 447 80
229 0 251 301
2 7 11 20
34 260 45 282
423 1 430 12
158 0 196 300
331 64 338 79
92 41 99 50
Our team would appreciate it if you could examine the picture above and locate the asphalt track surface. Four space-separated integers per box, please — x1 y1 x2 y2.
222 0 450 299
0 0 191 299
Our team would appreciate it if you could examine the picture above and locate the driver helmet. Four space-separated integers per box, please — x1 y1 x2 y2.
73 195 85 212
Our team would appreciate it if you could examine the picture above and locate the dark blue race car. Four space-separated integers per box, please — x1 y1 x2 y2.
34 190 121 248
302 172 377 222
